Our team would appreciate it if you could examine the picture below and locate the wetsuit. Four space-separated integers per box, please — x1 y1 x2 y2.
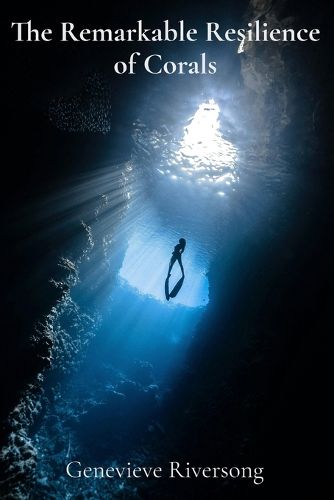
168 243 185 276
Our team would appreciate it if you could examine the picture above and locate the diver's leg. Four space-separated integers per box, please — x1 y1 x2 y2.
168 256 176 277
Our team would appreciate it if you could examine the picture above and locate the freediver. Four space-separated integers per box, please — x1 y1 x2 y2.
168 238 186 278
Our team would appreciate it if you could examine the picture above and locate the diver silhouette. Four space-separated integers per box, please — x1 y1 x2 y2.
168 238 186 278
165 238 186 301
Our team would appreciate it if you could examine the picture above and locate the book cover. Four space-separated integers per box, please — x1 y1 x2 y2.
1 1 331 498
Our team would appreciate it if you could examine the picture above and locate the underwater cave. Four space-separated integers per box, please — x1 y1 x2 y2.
1 1 332 499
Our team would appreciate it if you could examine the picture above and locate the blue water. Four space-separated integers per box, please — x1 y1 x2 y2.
28 88 292 498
